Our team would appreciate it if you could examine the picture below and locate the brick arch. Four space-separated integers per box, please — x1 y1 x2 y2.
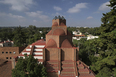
61 39 72 48
52 22 58 27
53 28 65 36
46 39 57 48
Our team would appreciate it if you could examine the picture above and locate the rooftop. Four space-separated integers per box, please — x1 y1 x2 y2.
0 61 12 77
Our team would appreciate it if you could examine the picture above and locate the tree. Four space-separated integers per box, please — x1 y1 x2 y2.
12 55 47 77
90 0 116 76
96 67 111 77
13 26 26 47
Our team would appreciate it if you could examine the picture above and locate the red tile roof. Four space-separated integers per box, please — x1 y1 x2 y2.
0 61 12 77
31 39 46 46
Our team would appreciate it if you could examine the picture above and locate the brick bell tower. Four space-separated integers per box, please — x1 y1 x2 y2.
44 16 79 77
46 16 73 48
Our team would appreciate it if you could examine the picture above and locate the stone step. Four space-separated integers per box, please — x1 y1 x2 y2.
61 69 75 72
46 60 58 64
62 60 74 64
61 72 74 74
46 66 58 69
60 73 75 76
62 64 74 67
78 68 90 74
62 66 74 69
79 73 95 77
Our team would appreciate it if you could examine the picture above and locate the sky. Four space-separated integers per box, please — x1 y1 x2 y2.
0 0 111 27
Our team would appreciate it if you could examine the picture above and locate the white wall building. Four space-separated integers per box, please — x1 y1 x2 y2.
87 35 99 40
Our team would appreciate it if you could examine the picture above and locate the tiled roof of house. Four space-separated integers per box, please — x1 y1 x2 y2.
16 39 46 63
0 61 12 77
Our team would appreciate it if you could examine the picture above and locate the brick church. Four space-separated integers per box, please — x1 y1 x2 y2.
12 16 95 77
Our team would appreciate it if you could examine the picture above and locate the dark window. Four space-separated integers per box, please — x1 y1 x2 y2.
10 57 12 59
6 57 8 59
9 52 12 54
2 52 4 54
6 52 8 54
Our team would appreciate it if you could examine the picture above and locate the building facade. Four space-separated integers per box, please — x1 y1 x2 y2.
0 47 25 61
13 16 95 77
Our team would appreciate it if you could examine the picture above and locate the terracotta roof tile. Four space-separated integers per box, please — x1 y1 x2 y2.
0 61 12 77
31 39 46 46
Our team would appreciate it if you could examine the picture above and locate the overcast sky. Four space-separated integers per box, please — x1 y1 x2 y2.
0 0 111 27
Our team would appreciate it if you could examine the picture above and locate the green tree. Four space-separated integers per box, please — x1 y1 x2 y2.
96 67 111 77
13 26 26 47
90 0 116 76
12 55 47 77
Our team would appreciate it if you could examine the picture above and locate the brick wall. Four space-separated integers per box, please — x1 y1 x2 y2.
61 48 74 61
0 47 25 61
46 48 59 61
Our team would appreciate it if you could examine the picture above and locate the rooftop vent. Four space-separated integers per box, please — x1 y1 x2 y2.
53 15 65 20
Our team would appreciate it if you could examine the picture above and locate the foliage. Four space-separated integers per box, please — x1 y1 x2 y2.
90 0 116 76
73 38 98 66
13 26 26 47
12 55 47 77
96 67 111 77
0 25 51 46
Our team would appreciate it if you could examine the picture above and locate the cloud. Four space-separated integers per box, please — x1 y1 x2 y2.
9 13 24 19
0 12 25 19
53 6 62 11
25 11 49 21
0 0 34 11
99 2 110 11
67 3 88 13
33 20 37 22
87 16 93 19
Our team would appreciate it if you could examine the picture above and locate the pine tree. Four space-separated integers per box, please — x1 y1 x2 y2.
90 0 116 76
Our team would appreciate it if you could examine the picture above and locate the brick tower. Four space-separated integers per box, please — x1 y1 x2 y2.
12 16 95 77
44 16 79 77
